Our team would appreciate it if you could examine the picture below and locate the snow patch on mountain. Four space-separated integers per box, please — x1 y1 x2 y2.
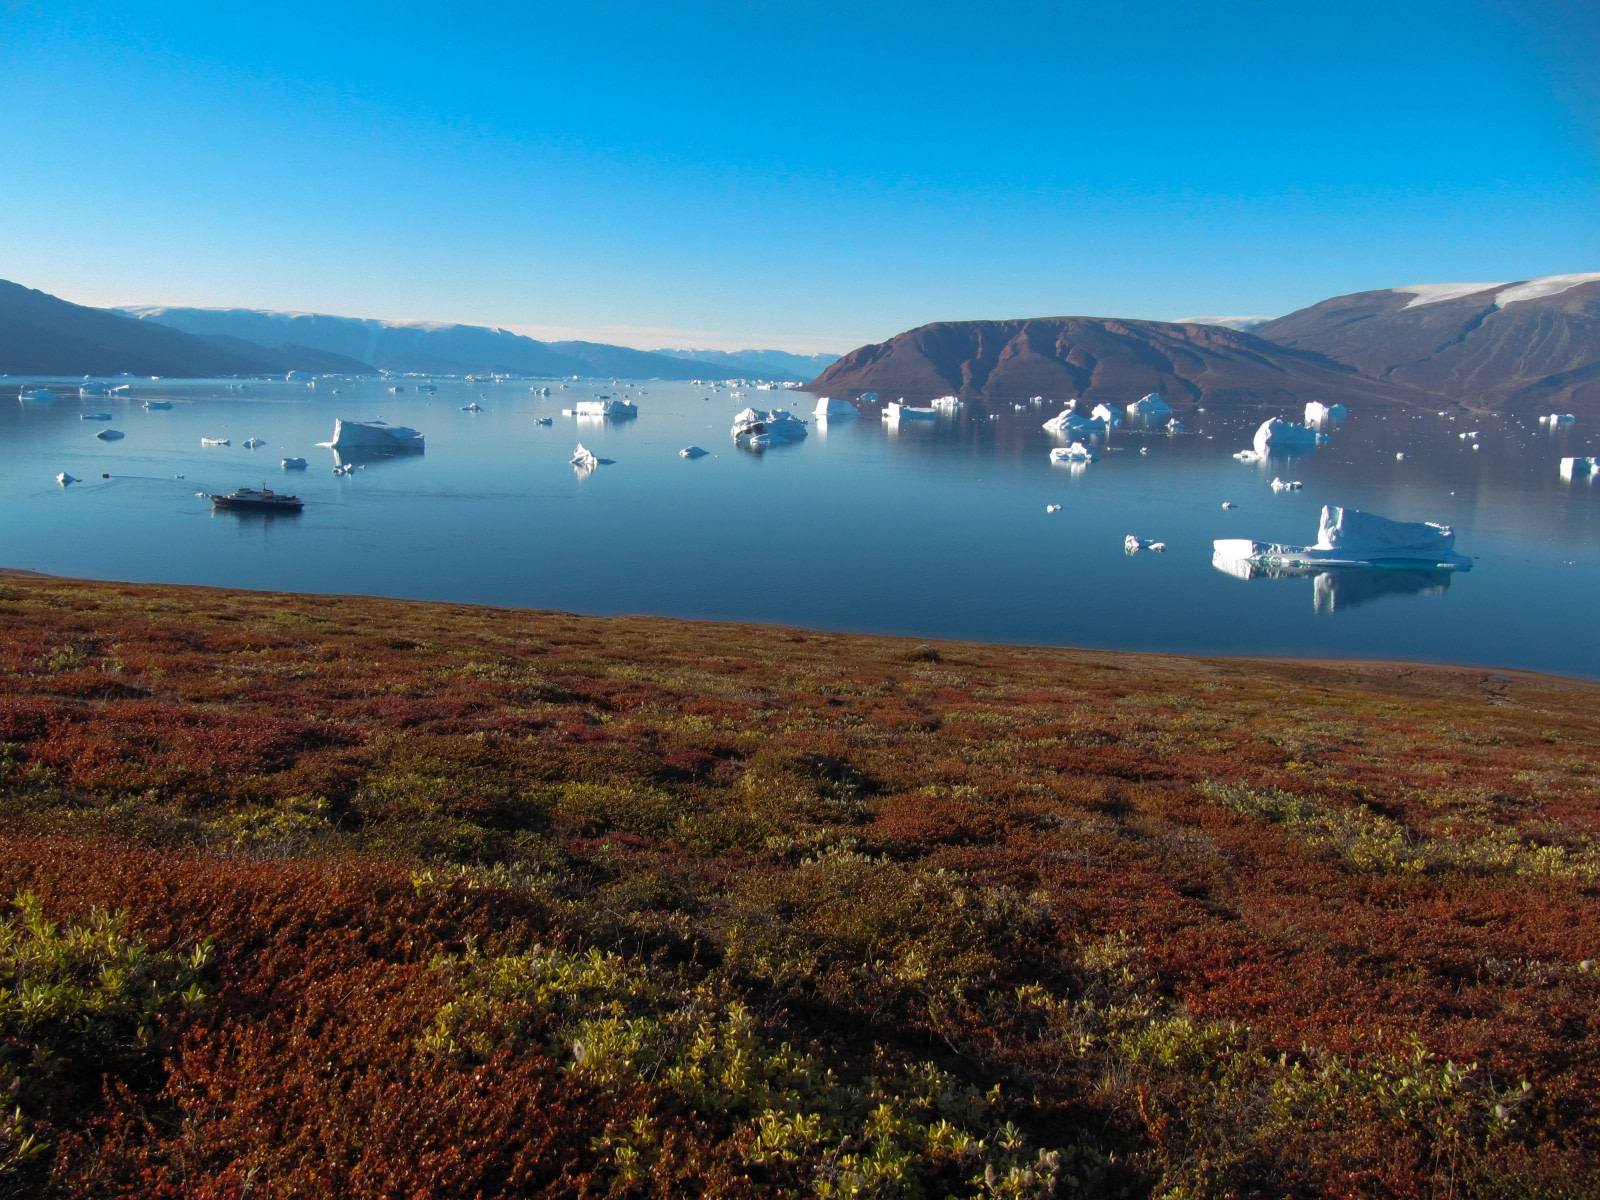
1493 273 1600 309
1394 282 1505 309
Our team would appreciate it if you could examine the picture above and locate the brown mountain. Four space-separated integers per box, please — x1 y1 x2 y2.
1253 276 1600 414
806 316 1440 410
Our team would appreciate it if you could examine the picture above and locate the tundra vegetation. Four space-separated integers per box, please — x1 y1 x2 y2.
0 572 1596 1198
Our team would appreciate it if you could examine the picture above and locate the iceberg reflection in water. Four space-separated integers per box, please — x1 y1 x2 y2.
1213 554 1455 614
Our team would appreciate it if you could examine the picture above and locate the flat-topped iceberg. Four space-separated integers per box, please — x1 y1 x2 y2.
731 407 807 446
1304 401 1349 424
813 396 858 419
1214 505 1470 570
575 398 637 418
1560 456 1597 480
1252 417 1323 456
1126 392 1170 418
884 401 937 421
325 419 425 452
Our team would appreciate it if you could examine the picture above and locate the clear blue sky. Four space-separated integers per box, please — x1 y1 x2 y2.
3 1 1597 353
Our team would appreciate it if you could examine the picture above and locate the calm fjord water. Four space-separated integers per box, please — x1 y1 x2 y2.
5 377 1598 678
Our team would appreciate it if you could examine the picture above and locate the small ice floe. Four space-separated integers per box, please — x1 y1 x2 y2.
1270 477 1303 491
535 416 553 426
333 463 353 476
144 400 173 410
80 412 112 421
462 402 482 412
813 396 859 419
1045 503 1062 514
680 446 709 459
929 395 963 410
1233 448 1264 462
1396 452 1407 461
1125 535 1166 553
1253 417 1323 456
95 428 124 441
1459 430 1480 441
1305 401 1349 424
1138 446 1150 455
1126 392 1171 418
201 437 230 446
17 387 54 402
1049 442 1098 464
1221 501 1236 509
1167 417 1185 433
731 408 807 445
1213 505 1471 571
1541 413 1576 425
1560 457 1598 480
243 437 265 448
56 472 77 486
281 457 308 470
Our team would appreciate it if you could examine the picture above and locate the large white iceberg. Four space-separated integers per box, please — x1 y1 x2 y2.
325 419 425 452
1042 409 1105 436
1090 403 1122 428
1304 401 1349 424
575 398 637 418
1252 417 1323 456
1126 392 1171 418
1213 505 1470 570
731 407 807 446
813 396 859 419
1560 456 1597 480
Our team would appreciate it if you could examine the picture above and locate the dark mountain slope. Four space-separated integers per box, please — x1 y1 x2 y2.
808 316 1439 410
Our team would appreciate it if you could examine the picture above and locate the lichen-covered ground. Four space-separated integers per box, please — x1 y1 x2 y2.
1 572 1596 1197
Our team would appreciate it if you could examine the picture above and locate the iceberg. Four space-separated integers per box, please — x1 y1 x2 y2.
1304 401 1349 424
1124 535 1166 553
1560 457 1597 480
1090 403 1122 428
731 407 807 446
1540 413 1576 425
570 443 600 469
884 401 937 421
1270 477 1303 491
1126 392 1171 418
1252 417 1323 456
281 457 308 470
325 419 425 452
80 412 112 421
94 428 124 441
929 395 963 410
1213 505 1470 570
575 398 637 418
679 446 709 458
1042 409 1105 436
813 396 859 419
56 472 77 486
1049 442 1098 464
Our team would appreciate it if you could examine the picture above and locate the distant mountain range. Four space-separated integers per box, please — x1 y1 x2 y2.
0 280 834 382
810 273 1600 416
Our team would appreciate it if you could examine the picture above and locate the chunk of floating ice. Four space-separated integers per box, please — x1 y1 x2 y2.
575 398 637 418
535 417 553 426
731 408 808 444
56 472 77 485
571 443 600 469
1221 501 1236 509
1459 430 1480 440
1305 401 1349 424
813 396 858 419
1560 457 1598 480
1045 503 1062 514
1395 452 1407 460
1167 417 1184 433
1253 417 1323 455
1049 442 1098 463
1138 446 1149 455
1213 505 1471 569
1540 413 1576 425
281 457 307 469
1125 535 1166 553
1042 409 1106 435
929 395 963 410
1126 392 1171 418
1270 477 1303 491
679 446 708 458
1090 403 1122 427
95 429 124 440
1233 448 1263 462
242 436 265 448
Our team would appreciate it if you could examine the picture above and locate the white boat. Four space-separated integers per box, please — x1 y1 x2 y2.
323 419 425 452
574 398 637 418
730 407 807 445
1214 506 1471 570
200 437 230 446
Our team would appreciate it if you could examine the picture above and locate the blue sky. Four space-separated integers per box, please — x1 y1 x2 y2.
3 1 1597 353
